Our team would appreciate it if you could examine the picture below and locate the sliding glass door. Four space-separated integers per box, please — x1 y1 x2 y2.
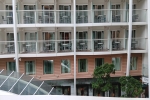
25 32 37 53
59 32 71 51
43 32 55 52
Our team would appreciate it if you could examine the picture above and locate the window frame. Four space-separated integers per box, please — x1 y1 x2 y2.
112 57 121 71
78 59 88 72
130 57 138 70
6 61 16 71
61 59 71 74
43 60 54 74
25 61 36 75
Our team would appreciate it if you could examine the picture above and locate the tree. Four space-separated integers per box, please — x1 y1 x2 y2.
119 76 143 97
92 63 115 93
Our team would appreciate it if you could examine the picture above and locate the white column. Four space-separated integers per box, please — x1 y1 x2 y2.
126 0 133 76
147 0 150 98
73 0 76 95
12 0 19 72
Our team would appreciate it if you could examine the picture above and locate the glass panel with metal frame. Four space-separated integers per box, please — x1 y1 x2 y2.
23 5 35 24
59 5 71 23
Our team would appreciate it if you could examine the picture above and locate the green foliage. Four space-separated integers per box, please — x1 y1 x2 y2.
92 63 115 92
119 76 143 97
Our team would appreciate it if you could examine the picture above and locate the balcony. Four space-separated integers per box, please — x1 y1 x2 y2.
18 41 36 54
111 38 126 51
38 40 55 53
132 9 147 22
0 41 15 55
76 39 91 52
5 37 146 56
131 38 147 50
93 39 109 51
0 10 13 24
0 9 144 26
17 10 73 24
57 40 73 52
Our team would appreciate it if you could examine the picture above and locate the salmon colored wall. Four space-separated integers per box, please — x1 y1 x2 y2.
0 54 142 80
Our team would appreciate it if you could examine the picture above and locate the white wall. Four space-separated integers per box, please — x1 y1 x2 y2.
0 95 148 100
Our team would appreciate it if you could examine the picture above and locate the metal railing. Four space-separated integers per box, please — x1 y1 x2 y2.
0 9 144 24
0 38 146 54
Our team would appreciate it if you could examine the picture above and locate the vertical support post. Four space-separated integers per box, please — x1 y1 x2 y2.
126 0 132 76
12 0 19 72
73 0 76 95
148 0 150 98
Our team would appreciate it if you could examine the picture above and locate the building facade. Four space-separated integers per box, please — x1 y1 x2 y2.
0 0 149 97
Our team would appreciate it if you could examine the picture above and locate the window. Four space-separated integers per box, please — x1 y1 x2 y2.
95 58 104 67
7 62 16 71
61 60 70 73
43 60 53 74
130 57 137 70
78 59 87 72
25 61 35 75
112 57 121 71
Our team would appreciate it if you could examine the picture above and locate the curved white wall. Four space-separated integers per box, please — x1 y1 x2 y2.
0 90 17 95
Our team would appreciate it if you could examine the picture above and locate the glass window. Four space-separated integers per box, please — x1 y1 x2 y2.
112 57 121 71
6 62 16 71
25 61 35 75
61 60 70 73
130 57 137 70
78 59 87 72
43 60 53 74
95 58 104 67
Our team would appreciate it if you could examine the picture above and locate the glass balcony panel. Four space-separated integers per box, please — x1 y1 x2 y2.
131 38 146 50
38 40 55 53
18 41 37 54
110 9 128 22
57 10 72 24
111 38 127 51
93 9 108 23
76 10 88 23
17 10 35 24
57 40 73 52
0 10 13 24
0 41 15 54
37 10 55 24
132 9 147 22
142 64 148 77
76 39 91 51
93 39 109 51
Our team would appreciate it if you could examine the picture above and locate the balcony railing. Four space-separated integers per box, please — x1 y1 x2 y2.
0 10 13 24
38 40 55 53
131 38 147 50
110 38 127 51
18 41 37 54
76 10 88 23
76 39 92 51
17 10 73 24
0 41 15 54
11 9 147 24
132 9 147 22
93 39 109 51
15 38 148 54
57 40 73 52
